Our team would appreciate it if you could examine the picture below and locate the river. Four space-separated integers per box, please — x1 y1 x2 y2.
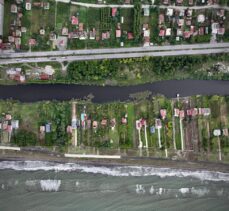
0 80 229 103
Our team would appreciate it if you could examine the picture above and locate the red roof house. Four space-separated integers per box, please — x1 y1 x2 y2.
71 16 79 25
112 8 117 17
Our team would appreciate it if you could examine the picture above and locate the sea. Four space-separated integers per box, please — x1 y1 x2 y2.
0 161 229 211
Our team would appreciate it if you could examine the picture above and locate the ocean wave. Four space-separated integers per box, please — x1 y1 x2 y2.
40 180 61 192
0 160 229 182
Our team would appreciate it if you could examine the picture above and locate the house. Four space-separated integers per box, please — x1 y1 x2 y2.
116 29 121 38
185 9 192 17
186 20 191 26
189 0 194 5
44 2 50 10
29 38 36 46
112 8 117 17
159 29 165 37
40 73 50 80
89 28 96 40
179 110 185 118
159 14 165 25
93 121 98 129
176 0 183 4
174 108 180 117
217 9 225 18
67 125 72 133
166 8 174 17
101 119 107 126
12 120 19 129
21 27 27 33
127 32 134 40
223 128 228 136
155 119 162 129
5 114 12 120
166 28 171 36
121 117 127 124
62 27 68 36
45 123 51 133
183 31 191 38
190 25 195 34
71 16 79 25
110 118 116 129
160 109 167 120
177 19 184 27
25 0 31 10
163 0 169 5
198 108 211 116
150 126 155 134
11 4 17 13
218 27 225 35
40 126 45 133
40 29 45 35
136 119 146 130
7 125 13 133
211 23 219 34
179 9 185 17
121 16 124 23
143 8 150 17
49 32 57 41
198 27 205 35
197 14 205 23
213 129 221 136
72 118 77 129
177 29 183 36
102 31 110 40
8 36 15 43
87 120 91 129
79 23 84 31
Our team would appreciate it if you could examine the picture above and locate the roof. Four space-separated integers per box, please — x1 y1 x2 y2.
159 14 164 25
183 31 191 38
71 16 79 25
159 29 165 37
116 29 121 38
29 38 36 45
112 8 117 17
144 8 150 16
127 32 134 40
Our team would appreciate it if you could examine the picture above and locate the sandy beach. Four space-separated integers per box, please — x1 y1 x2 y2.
1 149 229 173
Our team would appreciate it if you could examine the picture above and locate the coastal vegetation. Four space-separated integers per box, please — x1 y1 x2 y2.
0 95 229 162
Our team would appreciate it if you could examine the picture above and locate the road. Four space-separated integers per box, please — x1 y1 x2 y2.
0 48 228 65
1 42 229 58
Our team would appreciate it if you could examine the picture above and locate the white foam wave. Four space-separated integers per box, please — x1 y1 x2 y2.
0 161 229 182
179 188 190 194
40 180 61 192
191 187 209 197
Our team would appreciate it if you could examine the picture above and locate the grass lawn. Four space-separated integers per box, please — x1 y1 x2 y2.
56 2 70 30
120 8 134 32
2 0 13 41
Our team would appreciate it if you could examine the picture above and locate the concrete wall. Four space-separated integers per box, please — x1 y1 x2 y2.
0 0 4 36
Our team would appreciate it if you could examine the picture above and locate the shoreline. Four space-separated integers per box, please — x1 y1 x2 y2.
1 150 229 173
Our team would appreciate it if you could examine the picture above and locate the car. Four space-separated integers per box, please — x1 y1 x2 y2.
50 58 56 60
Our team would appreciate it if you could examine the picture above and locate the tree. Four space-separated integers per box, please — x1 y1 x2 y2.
12 130 37 146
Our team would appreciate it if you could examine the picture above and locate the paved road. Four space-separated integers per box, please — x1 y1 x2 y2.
0 48 228 65
1 43 229 59
0 80 229 103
